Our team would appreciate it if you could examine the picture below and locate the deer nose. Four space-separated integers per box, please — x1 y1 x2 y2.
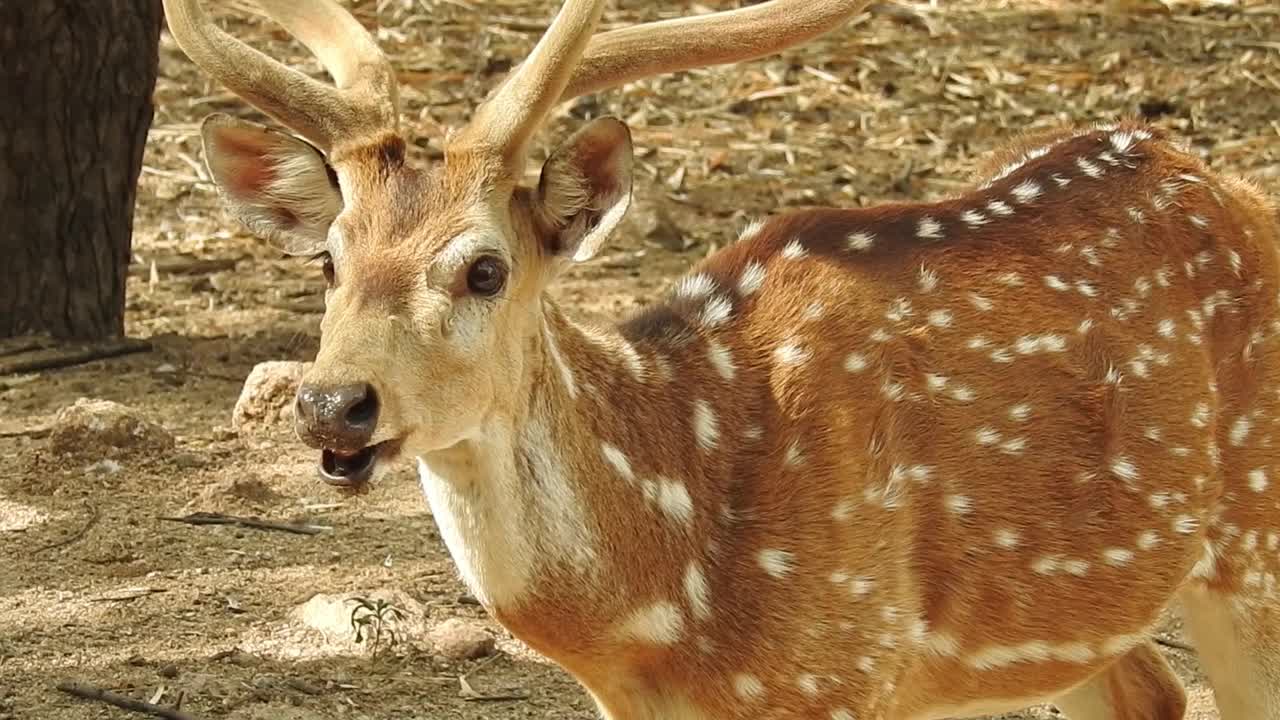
294 383 379 449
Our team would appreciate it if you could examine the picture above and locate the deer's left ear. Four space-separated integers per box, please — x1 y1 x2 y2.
535 117 633 263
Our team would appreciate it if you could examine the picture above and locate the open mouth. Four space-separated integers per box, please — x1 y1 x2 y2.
318 440 399 489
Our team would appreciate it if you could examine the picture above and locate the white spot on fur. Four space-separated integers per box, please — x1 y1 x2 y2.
968 293 993 311
928 309 954 328
1044 275 1070 292
994 528 1021 548
733 673 766 701
961 209 988 227
781 239 808 260
886 297 914 323
1103 548 1134 566
698 295 733 328
1011 179 1043 204
706 339 736 381
674 273 715 300
1250 468 1269 492
1231 416 1252 446
844 352 868 373
847 231 875 251
1076 156 1103 178
917 216 943 239
918 266 940 293
1111 456 1139 482
738 261 766 297
775 340 812 366
600 443 634 482
616 602 685 645
945 495 973 514
693 400 719 450
987 200 1014 217
684 562 711 621
757 549 794 578
737 218 765 242
657 477 693 524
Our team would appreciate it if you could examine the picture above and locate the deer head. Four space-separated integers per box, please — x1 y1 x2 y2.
161 0 868 486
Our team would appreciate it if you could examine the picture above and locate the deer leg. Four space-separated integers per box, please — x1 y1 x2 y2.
1178 584 1280 719
1052 641 1186 720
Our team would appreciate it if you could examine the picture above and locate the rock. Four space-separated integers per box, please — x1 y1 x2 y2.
428 618 496 661
232 361 310 435
47 398 174 458
172 451 207 469
637 207 689 252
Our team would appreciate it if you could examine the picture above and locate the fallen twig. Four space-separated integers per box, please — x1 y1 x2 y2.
159 511 330 536
458 654 529 703
90 587 168 602
0 421 53 439
1155 636 1196 654
0 337 152 375
55 681 202 720
33 503 100 555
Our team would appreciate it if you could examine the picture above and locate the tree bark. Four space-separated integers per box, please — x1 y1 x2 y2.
0 1 162 340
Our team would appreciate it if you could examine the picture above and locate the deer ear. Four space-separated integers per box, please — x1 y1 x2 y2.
536 117 633 263
200 114 342 256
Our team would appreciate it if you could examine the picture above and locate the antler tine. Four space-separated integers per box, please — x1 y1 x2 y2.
561 0 870 102
162 0 398 152
456 0 607 170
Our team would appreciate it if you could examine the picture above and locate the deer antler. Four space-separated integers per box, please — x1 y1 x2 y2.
161 0 399 152
562 0 872 102
454 0 608 170
456 0 864 174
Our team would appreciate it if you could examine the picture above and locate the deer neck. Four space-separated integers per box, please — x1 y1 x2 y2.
416 295 727 636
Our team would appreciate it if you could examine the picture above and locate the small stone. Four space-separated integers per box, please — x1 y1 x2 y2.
158 663 179 678
172 451 207 469
232 361 311 435
428 618 496 661
126 654 148 666
636 208 689 252
226 649 261 667
88 459 123 476
48 398 174 458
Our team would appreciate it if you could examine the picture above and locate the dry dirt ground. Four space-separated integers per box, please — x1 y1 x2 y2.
4 0 1280 718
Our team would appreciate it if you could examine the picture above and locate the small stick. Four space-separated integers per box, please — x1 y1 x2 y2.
159 511 330 536
1155 636 1196 654
33 503 100 555
458 654 530 703
55 681 202 720
0 422 52 439
0 338 151 375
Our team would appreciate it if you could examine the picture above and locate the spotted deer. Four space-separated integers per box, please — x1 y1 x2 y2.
161 0 1280 717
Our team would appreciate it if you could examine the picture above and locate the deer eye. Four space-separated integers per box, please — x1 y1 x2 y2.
466 255 507 296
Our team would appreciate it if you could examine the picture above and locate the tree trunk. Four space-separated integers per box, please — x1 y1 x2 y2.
0 1 162 340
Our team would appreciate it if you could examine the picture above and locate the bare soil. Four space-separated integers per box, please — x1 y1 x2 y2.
3 1 1278 718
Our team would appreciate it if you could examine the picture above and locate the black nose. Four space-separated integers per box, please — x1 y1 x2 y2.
294 383 379 449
